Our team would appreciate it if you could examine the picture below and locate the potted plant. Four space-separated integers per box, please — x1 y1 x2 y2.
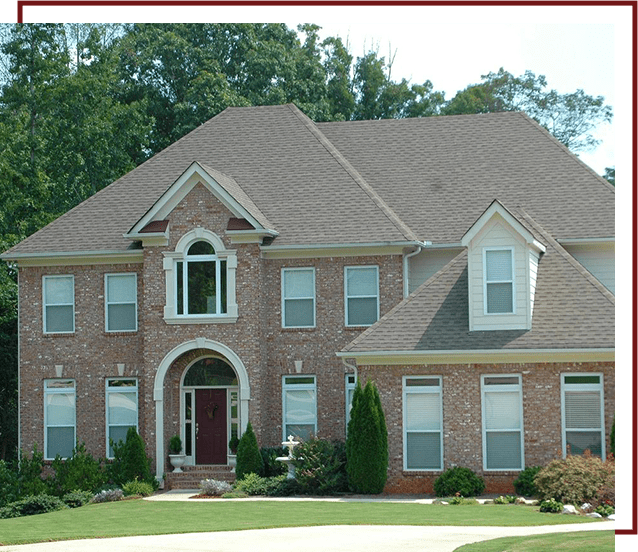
168 434 186 473
228 434 240 470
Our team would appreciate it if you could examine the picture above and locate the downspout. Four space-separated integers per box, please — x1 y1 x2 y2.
341 356 358 382
403 243 426 298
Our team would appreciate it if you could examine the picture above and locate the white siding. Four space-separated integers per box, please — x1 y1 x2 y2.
467 217 530 331
563 242 615 294
408 248 462 293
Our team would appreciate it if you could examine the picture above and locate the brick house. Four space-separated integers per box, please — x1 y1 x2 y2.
1 104 614 493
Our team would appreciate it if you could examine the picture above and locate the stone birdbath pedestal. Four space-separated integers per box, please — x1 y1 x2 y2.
276 435 300 479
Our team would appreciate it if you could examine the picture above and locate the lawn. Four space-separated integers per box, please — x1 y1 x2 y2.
454 530 615 551
0 499 604 545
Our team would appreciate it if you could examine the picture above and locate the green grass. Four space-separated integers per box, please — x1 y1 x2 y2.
0 500 603 545
454 530 614 551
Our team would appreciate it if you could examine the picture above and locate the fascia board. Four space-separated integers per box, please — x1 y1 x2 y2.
336 348 615 365
1 250 144 267
557 237 615 244
261 241 429 259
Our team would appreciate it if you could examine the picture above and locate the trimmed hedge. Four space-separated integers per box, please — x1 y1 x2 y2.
434 466 485 497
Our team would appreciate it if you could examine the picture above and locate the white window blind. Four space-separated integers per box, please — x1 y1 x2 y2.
345 266 379 326
282 376 316 440
43 276 74 333
106 274 137 332
44 380 76 459
106 379 138 457
562 374 604 457
485 249 514 314
403 377 443 470
282 269 315 327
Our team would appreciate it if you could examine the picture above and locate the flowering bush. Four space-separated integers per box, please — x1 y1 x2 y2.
199 478 232 496
91 488 124 503
534 451 614 506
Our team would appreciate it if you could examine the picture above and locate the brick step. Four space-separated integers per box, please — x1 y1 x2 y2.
165 465 236 490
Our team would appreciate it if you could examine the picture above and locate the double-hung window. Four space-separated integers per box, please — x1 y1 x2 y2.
43 275 74 333
105 274 137 332
176 240 227 316
484 248 514 314
481 375 524 470
106 379 138 457
345 266 379 326
403 376 443 470
281 268 315 328
282 375 316 440
561 374 605 458
44 380 76 459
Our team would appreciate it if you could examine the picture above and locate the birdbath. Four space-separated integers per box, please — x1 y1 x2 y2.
275 435 300 479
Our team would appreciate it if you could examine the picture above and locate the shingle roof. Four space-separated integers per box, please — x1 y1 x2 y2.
342 211 614 353
3 105 614 257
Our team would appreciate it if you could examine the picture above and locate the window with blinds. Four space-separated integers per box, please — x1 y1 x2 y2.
561 374 604 458
403 376 443 470
481 375 524 470
484 248 514 314
282 375 317 440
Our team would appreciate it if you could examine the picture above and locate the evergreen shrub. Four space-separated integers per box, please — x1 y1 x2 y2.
109 428 156 489
513 466 542 497
346 381 388 494
232 473 286 495
539 498 563 513
16 445 49 497
62 490 94 508
292 437 347 495
0 459 19 507
235 422 264 480
434 467 485 497
0 494 67 519
260 446 287 477
122 478 155 497
50 442 107 496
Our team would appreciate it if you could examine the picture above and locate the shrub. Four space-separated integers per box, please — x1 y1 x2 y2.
514 466 542 497
109 428 156 489
434 467 485 497
494 495 517 504
0 459 19 507
449 495 478 505
91 488 124 503
62 490 94 508
0 494 67 519
169 435 182 454
235 422 264 480
346 381 388 494
199 478 232 496
594 504 614 517
122 478 155 497
50 443 107 496
16 445 49 498
539 498 563 513
534 451 614 505
292 438 348 495
233 473 286 496
260 446 287 477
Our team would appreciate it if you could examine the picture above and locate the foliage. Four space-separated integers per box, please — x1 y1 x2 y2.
534 451 614 505
229 435 240 455
232 473 287 496
49 442 107 496
199 478 232 496
514 466 543 497
168 435 182 454
493 495 517 504
434 467 485 498
449 495 479 505
91 488 124 503
15 445 49 497
594 504 614 517
603 167 615 187
292 437 348 495
0 459 18 507
108 427 156 488
235 422 264 480
260 446 287 477
538 498 563 513
122 478 155 497
61 490 94 508
0 494 67 519
346 380 388 494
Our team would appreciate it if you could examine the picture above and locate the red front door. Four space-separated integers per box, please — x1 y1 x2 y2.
195 389 227 464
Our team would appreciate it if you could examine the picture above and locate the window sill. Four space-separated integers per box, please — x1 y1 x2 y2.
344 325 373 331
43 332 75 338
281 327 316 332
164 316 238 325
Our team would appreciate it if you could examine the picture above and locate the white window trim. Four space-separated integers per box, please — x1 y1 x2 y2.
42 275 75 334
44 379 76 460
483 246 516 315
105 273 138 333
561 373 605 460
282 375 317 441
481 374 524 471
345 374 357 435
162 228 238 323
344 265 380 327
281 267 316 329
105 378 138 459
402 376 444 471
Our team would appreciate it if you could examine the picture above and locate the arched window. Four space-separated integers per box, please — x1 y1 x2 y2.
183 357 238 386
176 240 227 315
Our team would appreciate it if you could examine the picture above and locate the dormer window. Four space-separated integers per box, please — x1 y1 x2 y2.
176 241 227 315
484 248 514 315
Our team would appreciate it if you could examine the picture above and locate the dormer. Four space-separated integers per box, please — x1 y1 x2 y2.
461 200 546 331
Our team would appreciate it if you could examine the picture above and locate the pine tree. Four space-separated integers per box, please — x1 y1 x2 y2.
235 422 264 480
346 380 388 493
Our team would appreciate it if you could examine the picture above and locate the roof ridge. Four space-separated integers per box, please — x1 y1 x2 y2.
286 104 419 242
517 207 615 305
343 250 468 352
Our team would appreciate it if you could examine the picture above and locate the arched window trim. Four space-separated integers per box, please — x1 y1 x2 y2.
181 355 239 388
163 228 238 324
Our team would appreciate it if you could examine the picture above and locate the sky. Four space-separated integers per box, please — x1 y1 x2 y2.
309 18 618 175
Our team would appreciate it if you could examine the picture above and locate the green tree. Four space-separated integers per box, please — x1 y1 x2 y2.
443 68 612 153
346 380 388 493
235 422 264 480
603 167 615 186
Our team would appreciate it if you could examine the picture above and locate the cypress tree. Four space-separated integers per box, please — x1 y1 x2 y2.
235 422 264 480
346 380 388 493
